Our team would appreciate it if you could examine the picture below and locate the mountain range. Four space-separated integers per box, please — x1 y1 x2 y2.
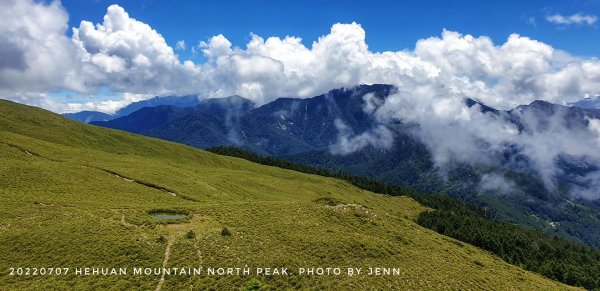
3 99 582 289
87 85 600 248
63 95 202 123
63 110 113 123
569 96 600 110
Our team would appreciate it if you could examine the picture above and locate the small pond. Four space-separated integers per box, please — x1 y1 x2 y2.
150 212 187 221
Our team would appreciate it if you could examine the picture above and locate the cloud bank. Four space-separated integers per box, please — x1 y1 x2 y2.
2 1 600 199
3 1 600 114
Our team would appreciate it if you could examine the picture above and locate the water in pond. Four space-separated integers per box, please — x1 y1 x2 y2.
150 212 187 221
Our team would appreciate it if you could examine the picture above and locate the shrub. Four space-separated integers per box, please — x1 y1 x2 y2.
185 230 196 239
221 227 232 236
314 197 342 206
243 278 268 290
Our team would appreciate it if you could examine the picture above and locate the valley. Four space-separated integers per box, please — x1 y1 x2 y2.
89 85 600 249
5 1 600 289
0 100 578 289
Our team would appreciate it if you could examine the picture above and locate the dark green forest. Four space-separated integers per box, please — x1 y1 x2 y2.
207 146 600 290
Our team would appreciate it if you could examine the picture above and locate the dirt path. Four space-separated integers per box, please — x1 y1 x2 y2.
155 237 174 291
119 214 137 228
2 142 187 200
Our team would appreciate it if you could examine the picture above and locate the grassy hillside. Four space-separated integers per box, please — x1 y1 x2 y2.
206 146 600 289
0 100 577 290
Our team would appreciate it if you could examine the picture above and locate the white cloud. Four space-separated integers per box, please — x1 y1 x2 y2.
176 40 186 50
0 0 81 95
63 92 153 114
525 16 537 28
546 13 598 26
3 2 600 114
72 4 200 96
329 118 394 155
199 34 233 58
479 173 517 195
2 1 600 199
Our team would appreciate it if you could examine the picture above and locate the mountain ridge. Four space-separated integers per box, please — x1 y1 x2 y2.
63 110 114 123
88 84 600 248
0 99 578 290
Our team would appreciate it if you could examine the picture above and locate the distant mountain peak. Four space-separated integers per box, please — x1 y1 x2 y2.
513 100 563 116
337 83 397 98
114 95 200 118
464 98 499 114
569 95 600 109
200 95 254 105
63 111 113 123
198 95 255 113
528 99 555 108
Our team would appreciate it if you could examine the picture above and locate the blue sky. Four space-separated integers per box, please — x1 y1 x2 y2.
4 0 600 113
62 0 600 59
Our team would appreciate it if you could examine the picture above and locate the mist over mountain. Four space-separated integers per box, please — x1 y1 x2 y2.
6 0 600 288
570 96 600 110
63 95 203 124
4 98 589 290
89 84 600 247
94 85 393 152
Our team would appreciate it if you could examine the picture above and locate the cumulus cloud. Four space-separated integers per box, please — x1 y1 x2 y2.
0 0 80 99
3 1 600 114
2 1 600 199
71 4 200 96
546 13 598 26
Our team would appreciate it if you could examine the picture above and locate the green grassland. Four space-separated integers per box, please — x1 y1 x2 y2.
0 100 578 290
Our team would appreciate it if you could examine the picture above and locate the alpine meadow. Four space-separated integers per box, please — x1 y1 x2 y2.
3 0 600 290
0 100 579 290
